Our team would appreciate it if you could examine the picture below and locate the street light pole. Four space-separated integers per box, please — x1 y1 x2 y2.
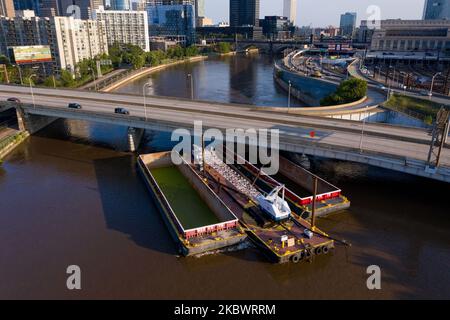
28 74 36 109
359 106 369 152
288 80 292 112
143 82 151 121
89 67 97 91
17 65 23 85
188 73 194 100
430 72 441 98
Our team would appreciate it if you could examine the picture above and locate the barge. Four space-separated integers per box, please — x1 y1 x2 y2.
138 147 350 264
197 147 338 263
229 152 350 219
138 152 247 256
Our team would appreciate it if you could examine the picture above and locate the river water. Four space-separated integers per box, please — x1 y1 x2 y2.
1 54 450 299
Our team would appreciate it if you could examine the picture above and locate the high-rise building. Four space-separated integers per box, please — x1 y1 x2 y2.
147 0 196 45
132 0 146 11
53 16 108 71
260 16 293 40
340 12 356 37
60 0 103 19
110 0 129 10
39 0 59 17
195 0 204 19
283 0 297 25
0 13 108 72
13 0 40 15
94 6 149 51
423 0 450 20
0 0 15 17
230 0 260 27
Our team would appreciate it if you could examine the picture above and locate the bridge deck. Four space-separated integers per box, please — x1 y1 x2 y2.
1 84 449 182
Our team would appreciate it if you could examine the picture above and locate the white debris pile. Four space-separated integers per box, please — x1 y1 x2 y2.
204 149 261 199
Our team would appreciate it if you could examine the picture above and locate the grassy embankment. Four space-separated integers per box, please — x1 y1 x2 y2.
0 131 28 164
384 93 448 125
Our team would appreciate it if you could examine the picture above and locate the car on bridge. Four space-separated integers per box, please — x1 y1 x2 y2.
68 103 82 109
6 97 20 103
114 107 130 115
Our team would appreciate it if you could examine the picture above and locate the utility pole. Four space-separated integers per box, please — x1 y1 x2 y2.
443 67 450 95
0 64 9 83
188 73 194 100
430 72 441 97
287 80 292 112
427 107 450 170
310 177 318 230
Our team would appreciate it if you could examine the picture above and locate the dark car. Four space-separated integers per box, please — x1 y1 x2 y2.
68 103 82 109
7 97 21 103
114 107 130 115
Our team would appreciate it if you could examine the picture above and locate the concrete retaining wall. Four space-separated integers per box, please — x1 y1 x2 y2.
274 63 338 106
102 56 208 92
0 131 29 160
383 108 430 129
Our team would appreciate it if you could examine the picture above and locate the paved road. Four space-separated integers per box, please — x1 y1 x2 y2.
283 54 386 111
1 85 449 169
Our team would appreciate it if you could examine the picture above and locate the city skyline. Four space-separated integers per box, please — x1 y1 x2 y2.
205 0 426 27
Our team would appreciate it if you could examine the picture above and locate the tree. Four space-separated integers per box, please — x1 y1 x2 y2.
167 45 185 59
130 54 145 69
60 69 75 87
0 55 11 66
185 45 199 57
145 50 166 66
216 42 231 54
321 78 367 106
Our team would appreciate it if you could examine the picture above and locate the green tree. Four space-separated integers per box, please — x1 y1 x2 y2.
0 55 11 66
320 78 367 106
60 69 75 87
167 45 185 59
216 42 231 54
185 45 199 57
130 54 145 69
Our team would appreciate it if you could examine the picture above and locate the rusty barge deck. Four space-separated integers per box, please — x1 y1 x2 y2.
198 148 336 263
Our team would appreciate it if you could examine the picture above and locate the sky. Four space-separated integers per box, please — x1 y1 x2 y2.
205 0 426 27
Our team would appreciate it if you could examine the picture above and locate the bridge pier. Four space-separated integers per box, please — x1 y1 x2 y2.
127 127 145 152
16 107 58 134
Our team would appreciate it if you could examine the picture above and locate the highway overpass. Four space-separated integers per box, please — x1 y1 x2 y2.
1 84 449 183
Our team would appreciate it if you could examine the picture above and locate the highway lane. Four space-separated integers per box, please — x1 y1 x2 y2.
0 85 436 144
1 86 449 167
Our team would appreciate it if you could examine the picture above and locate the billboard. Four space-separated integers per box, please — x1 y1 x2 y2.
8 46 52 65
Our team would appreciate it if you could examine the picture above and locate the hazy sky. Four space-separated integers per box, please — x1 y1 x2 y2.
205 0 426 27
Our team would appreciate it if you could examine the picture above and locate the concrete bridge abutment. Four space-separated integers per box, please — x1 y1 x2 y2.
127 127 145 152
16 107 58 134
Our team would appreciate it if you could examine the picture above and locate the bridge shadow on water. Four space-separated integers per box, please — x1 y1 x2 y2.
93 154 177 255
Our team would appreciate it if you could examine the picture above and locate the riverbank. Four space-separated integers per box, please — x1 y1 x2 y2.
101 56 208 92
384 93 445 124
0 131 29 163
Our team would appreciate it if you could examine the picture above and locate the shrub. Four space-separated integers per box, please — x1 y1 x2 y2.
321 78 367 106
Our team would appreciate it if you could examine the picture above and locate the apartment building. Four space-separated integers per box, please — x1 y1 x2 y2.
94 6 150 52
0 12 108 73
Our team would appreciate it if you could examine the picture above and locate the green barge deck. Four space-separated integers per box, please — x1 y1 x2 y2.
138 152 247 256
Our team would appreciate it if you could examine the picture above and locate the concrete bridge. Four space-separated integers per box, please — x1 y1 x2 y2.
216 39 309 54
1 84 449 183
